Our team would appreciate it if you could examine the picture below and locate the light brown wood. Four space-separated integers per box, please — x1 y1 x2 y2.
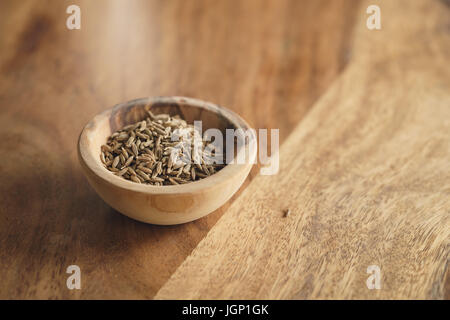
0 0 361 298
78 97 256 225
155 0 450 299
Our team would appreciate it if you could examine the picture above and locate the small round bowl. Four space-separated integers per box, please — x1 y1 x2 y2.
78 97 256 225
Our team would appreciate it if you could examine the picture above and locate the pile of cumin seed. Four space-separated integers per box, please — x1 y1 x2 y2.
100 110 225 186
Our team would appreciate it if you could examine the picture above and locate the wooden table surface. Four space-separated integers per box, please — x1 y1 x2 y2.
0 0 448 299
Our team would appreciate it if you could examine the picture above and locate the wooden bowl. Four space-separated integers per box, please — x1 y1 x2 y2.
78 97 256 225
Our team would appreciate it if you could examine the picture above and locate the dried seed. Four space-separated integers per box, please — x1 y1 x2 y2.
101 145 112 152
117 132 129 141
112 156 120 168
112 142 122 150
154 127 166 136
144 120 151 130
126 136 135 147
143 128 153 137
202 164 210 176
100 152 107 164
132 143 139 156
152 177 164 183
196 172 208 178
183 164 191 175
136 169 150 181
101 111 225 185
139 166 152 174
136 132 148 140
130 175 141 183
156 162 162 175
122 124 136 131
153 114 170 121
172 177 187 183
127 167 137 176
116 167 128 176
124 155 134 167
151 121 166 130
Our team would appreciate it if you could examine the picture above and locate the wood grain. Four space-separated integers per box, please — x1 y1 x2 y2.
155 0 450 299
0 0 359 298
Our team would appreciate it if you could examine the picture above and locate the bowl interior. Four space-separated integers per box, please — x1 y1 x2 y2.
82 97 253 188
110 98 237 136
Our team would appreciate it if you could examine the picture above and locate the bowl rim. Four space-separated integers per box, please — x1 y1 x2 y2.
78 96 257 195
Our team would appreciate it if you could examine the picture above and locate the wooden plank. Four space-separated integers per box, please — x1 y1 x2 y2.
155 0 450 299
0 0 360 298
